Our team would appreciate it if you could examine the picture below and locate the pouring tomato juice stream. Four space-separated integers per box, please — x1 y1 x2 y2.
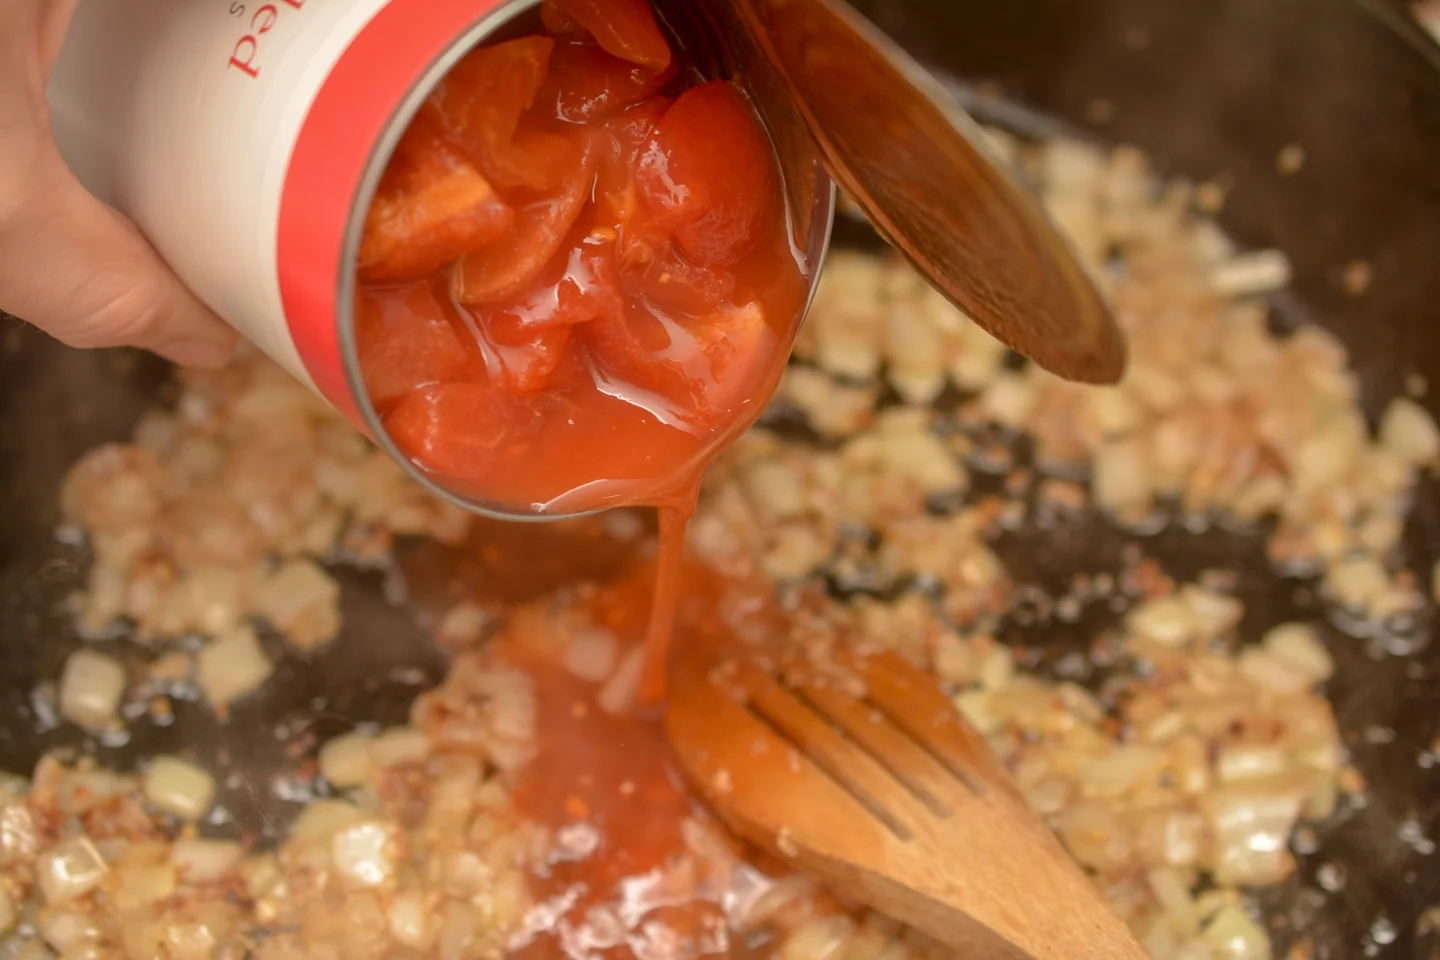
357 0 828 953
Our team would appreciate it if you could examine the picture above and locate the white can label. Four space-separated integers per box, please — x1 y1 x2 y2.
48 0 523 410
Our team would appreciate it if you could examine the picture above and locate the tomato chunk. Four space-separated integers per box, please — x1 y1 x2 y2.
595 98 668 227
426 36 574 192
486 232 624 330
619 229 735 317
453 132 599 305
356 283 479 408
541 0 672 72
578 300 703 414
541 41 675 123
634 82 777 266
696 302 777 417
385 382 543 477
579 297 776 425
358 116 513 283
475 311 576 393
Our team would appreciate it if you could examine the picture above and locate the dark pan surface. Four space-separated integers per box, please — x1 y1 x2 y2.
3 0 1440 956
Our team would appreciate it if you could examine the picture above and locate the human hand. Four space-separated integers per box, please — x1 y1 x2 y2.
0 0 237 369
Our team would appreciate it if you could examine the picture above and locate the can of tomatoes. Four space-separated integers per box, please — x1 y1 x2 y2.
47 0 835 517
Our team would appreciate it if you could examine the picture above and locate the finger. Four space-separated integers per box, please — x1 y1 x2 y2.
36 0 83 73
0 148 238 369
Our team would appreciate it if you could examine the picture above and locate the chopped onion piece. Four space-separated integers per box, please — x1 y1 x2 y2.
1324 555 1391 614
289 799 364 844
0 802 38 867
1237 649 1314 696
1260 623 1333 684
1147 867 1200 937
1209 249 1291 297
980 373 1040 430
255 558 341 652
562 628 619 683
388 889 434 949
1379 396 1440 467
1138 809 1207 869
1202 905 1271 960
1202 778 1308 886
1128 596 1195 648
780 917 855 960
37 909 99 952
196 627 274 711
370 727 432 768
58 650 126 731
113 861 177 909
319 733 374 789
142 757 215 821
38 838 108 904
331 819 399 888
171 839 243 883
1215 744 1287 783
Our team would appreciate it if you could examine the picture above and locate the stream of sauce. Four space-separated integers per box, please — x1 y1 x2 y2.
358 2 830 950
408 521 842 960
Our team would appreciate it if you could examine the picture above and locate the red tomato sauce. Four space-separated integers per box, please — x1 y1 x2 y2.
355 0 810 700
406 518 844 960
354 0 807 513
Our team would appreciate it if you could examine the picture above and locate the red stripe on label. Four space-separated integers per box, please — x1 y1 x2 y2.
276 0 512 416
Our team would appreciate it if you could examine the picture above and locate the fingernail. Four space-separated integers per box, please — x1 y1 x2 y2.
161 336 236 369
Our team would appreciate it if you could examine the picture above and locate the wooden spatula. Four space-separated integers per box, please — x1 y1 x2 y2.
665 643 1150 960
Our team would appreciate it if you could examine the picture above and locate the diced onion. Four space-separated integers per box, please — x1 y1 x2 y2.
1129 596 1196 648
142 757 216 821
254 559 341 652
37 909 100 952
0 802 38 867
331 819 398 889
562 629 619 683
1147 867 1200 937
58 650 127 732
1093 439 1153 515
388 890 434 949
370 727 431 768
1202 906 1272 960
1209 249 1291 297
319 733 374 789
171 839 243 883
195 628 273 711
980 373 1039 430
1324 555 1390 613
1202 778 1308 886
38 838 108 904
780 917 855 960
113 861 177 909
1379 397 1440 467
1260 623 1333 684
1215 744 1287 783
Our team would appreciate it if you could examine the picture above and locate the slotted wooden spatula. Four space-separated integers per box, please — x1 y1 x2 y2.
665 644 1150 960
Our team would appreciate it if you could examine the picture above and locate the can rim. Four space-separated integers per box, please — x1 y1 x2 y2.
330 3 838 523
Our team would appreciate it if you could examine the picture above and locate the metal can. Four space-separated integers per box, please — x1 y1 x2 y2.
46 0 837 516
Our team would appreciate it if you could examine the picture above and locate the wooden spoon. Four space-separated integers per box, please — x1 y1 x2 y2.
660 0 1127 384
665 643 1150 960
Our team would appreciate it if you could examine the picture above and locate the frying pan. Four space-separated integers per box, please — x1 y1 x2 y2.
2 0 1439 956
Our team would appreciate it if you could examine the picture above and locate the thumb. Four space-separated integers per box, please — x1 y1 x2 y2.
0 147 238 369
